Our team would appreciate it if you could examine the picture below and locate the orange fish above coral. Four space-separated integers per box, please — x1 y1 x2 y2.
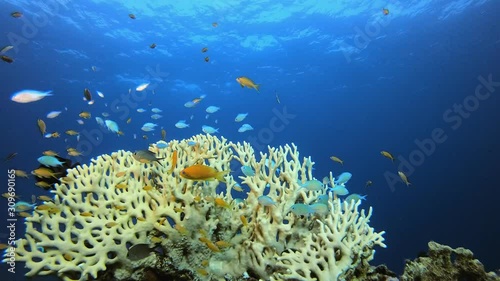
180 164 229 182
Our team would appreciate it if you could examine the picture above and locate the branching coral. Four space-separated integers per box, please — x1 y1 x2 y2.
273 200 386 280
5 134 386 281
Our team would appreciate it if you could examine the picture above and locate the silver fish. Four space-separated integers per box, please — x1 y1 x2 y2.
0 45 13 54
132 150 164 163
127 244 154 261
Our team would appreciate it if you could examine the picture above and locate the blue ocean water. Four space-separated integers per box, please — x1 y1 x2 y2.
1 0 499 279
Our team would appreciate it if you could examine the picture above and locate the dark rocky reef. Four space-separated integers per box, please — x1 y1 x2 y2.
94 241 499 281
400 241 500 281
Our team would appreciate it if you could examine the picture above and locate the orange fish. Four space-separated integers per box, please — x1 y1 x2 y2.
240 215 248 227
214 197 230 209
180 164 229 182
236 76 260 92
168 151 177 174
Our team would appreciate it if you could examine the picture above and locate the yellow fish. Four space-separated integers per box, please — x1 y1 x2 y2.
50 132 60 138
174 224 189 236
79 111 91 119
80 211 93 217
68 150 82 157
236 76 260 92
17 212 32 218
168 150 177 174
35 181 51 188
214 197 231 209
37 119 46 135
37 195 53 202
180 164 229 182
330 156 343 166
105 222 118 228
381 150 395 162
240 215 248 227
215 240 232 248
32 167 59 178
2 193 20 199
43 150 58 156
204 241 220 252
14 169 29 178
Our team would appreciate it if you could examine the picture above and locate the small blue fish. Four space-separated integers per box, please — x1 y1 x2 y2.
310 203 329 215
187 141 197 146
155 141 168 149
241 165 255 176
233 198 246 206
202 125 218 134
345 194 367 203
105 119 120 133
289 203 314 216
335 172 352 185
299 180 323 191
327 185 349 196
264 159 281 174
37 156 64 167
257 195 276 206
184 101 196 108
316 194 329 205
14 201 36 212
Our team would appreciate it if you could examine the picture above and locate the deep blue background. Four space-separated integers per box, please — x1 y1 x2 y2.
1 0 499 279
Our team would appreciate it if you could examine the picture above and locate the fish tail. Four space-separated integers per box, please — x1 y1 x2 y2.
254 84 260 92
215 170 230 183
45 90 53 96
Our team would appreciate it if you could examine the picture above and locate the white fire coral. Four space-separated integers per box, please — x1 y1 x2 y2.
5 134 385 281
273 200 386 280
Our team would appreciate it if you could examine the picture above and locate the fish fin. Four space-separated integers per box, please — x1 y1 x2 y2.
215 170 230 183
240 84 244 88
155 159 165 167
254 84 260 92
